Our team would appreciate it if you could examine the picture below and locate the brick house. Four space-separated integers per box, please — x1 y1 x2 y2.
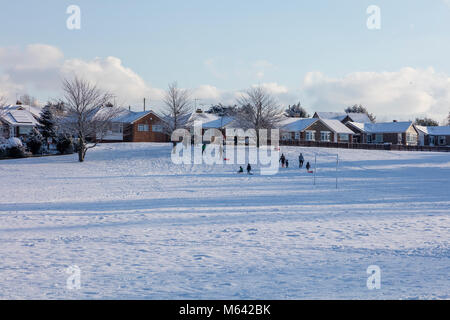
415 125 450 146
346 121 418 146
280 118 354 143
98 109 169 143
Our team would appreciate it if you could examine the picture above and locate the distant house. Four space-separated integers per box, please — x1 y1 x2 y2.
313 111 372 124
347 121 418 145
279 118 354 143
0 105 40 139
415 126 450 146
97 109 169 143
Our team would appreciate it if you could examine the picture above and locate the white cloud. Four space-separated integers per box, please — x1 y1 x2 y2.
61 56 164 106
302 68 450 121
256 82 289 95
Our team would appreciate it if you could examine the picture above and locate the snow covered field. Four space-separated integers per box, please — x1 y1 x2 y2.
0 143 449 299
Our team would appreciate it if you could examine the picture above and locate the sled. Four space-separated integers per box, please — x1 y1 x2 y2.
307 170 314 174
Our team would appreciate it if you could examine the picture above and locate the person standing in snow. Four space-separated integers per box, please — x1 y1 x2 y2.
247 163 252 174
299 153 304 168
306 161 311 171
280 154 286 168
286 159 289 168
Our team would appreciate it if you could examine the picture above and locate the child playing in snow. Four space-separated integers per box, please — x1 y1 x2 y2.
238 166 244 174
247 164 252 174
299 153 304 168
306 162 311 171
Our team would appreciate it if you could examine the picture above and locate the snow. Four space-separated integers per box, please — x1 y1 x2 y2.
0 143 449 299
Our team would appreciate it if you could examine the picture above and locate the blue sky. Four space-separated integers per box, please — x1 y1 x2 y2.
0 0 449 121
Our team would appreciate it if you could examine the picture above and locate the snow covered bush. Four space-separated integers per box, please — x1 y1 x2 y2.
0 137 27 158
25 132 44 155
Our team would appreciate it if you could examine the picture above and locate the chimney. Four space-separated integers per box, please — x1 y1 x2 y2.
143 98 146 112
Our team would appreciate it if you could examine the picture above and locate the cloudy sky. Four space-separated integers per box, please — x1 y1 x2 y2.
0 0 449 122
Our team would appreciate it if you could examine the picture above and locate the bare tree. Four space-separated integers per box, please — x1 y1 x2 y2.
0 95 7 108
0 95 8 120
235 86 283 147
19 94 39 107
60 77 119 162
161 82 192 147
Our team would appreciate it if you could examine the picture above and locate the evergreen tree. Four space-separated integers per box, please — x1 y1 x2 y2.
38 104 57 149
345 104 376 122
414 117 439 127
285 102 309 118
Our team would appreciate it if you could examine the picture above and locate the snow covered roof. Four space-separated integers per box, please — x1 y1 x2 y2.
279 117 318 132
314 112 347 121
3 104 42 118
346 112 372 123
188 112 235 129
348 121 414 134
416 126 450 135
0 108 38 126
321 119 355 134
114 110 152 123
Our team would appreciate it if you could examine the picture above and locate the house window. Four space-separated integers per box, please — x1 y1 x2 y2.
438 136 446 145
111 123 123 133
294 132 300 140
406 133 417 145
339 133 349 142
320 131 331 142
375 134 383 143
138 124 149 132
306 131 315 141
367 135 372 143
152 125 163 132
281 133 290 141
18 126 32 135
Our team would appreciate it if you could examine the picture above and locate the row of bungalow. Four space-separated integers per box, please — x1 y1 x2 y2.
1 103 449 147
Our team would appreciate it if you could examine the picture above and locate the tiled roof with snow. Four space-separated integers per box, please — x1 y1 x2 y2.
279 118 318 132
346 113 372 123
314 112 347 121
188 112 235 129
348 121 413 134
424 126 450 135
114 110 152 123
321 119 355 134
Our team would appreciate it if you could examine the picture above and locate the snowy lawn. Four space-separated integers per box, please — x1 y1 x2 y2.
0 143 449 299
